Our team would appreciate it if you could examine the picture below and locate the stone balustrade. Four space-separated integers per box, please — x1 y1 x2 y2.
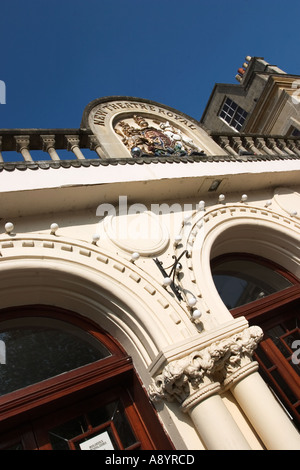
0 129 104 163
0 128 300 164
213 133 300 159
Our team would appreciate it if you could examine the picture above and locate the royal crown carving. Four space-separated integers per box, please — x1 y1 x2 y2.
149 326 263 405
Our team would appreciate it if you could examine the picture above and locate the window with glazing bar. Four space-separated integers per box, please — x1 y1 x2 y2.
219 97 248 131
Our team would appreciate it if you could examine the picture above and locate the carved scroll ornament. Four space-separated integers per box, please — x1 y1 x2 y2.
149 326 263 405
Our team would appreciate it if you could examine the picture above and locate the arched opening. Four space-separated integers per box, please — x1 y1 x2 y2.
211 254 296 311
211 253 300 431
0 305 173 450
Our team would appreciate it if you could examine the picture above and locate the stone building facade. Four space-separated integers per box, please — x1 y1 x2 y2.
201 56 300 136
0 68 299 450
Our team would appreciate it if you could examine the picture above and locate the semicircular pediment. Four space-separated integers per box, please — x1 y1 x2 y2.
81 96 223 159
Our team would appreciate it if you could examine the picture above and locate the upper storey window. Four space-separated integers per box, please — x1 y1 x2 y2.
290 126 300 137
219 97 248 131
212 257 293 310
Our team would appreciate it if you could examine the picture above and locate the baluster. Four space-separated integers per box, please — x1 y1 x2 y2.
65 136 85 160
242 137 261 155
266 138 287 156
14 136 33 162
276 139 296 156
254 137 275 156
231 136 248 154
41 135 60 161
217 136 238 156
286 139 300 156
88 135 104 158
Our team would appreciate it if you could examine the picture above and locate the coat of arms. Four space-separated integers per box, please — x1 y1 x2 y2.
115 115 204 157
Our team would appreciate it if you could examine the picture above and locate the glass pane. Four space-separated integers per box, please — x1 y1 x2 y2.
87 400 137 449
225 98 237 111
223 113 232 124
0 318 111 396
283 330 300 350
232 121 242 131
284 317 299 330
111 402 137 448
290 359 300 376
271 369 298 403
49 400 138 450
255 345 273 369
88 401 118 427
212 259 293 309
75 427 118 451
266 325 290 358
49 416 88 450
292 127 300 137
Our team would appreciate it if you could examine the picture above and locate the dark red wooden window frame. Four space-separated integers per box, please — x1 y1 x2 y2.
0 305 173 450
211 253 300 430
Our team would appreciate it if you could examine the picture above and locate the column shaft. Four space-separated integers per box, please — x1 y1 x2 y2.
188 393 251 450
231 371 300 450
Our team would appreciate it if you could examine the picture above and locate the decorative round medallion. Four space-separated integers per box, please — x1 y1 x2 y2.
103 211 170 256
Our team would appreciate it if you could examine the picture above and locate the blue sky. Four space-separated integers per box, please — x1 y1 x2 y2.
1 0 300 130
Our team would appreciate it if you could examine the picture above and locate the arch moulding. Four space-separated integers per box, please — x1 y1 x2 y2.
178 203 300 325
0 233 197 380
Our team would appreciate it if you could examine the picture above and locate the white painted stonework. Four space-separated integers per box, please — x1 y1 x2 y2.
0 96 299 450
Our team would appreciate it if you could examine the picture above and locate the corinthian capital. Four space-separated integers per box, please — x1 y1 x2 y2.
148 326 263 405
